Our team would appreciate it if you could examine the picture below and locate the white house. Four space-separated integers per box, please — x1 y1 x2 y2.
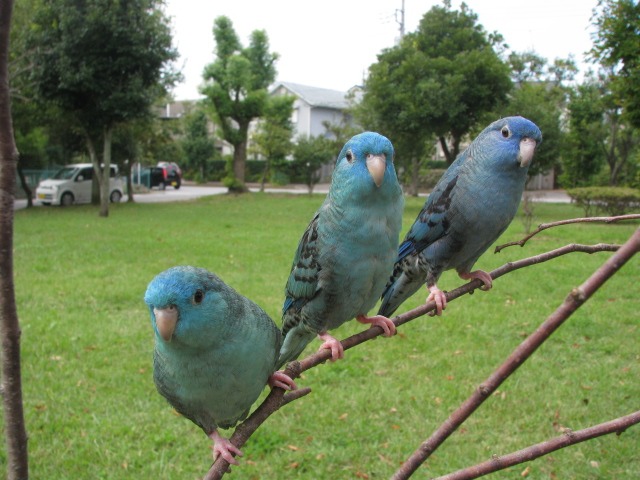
269 81 353 139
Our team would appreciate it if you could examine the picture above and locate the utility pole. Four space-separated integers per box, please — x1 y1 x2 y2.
395 0 405 40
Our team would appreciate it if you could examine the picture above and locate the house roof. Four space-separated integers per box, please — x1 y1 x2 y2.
271 81 349 109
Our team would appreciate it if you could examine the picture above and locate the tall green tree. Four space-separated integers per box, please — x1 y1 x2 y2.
201 16 277 192
560 80 607 187
562 72 639 187
251 94 295 191
182 108 216 182
356 0 511 194
27 0 178 216
589 0 640 128
497 52 577 179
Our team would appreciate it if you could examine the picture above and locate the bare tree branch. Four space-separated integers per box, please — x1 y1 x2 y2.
204 363 310 480
495 214 640 253
0 0 30 478
432 410 640 480
202 241 622 478
391 228 639 479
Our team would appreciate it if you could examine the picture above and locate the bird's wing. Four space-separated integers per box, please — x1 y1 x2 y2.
398 158 463 261
282 212 321 318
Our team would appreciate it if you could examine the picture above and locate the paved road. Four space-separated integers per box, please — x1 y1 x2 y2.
13 183 570 210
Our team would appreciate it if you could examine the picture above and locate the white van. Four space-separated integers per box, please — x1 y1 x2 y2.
36 163 125 206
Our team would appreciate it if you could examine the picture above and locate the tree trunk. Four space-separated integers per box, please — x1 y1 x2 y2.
259 159 270 192
409 156 420 196
85 133 101 205
99 127 112 217
438 136 453 164
0 0 30 477
229 122 249 193
233 140 246 182
125 160 135 203
16 162 32 208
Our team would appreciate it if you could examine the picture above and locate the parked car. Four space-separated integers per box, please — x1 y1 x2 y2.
156 162 182 189
36 163 124 206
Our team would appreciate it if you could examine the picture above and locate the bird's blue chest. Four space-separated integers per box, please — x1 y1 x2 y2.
316 198 401 325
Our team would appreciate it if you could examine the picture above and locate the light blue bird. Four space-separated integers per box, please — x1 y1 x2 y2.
144 266 295 465
278 132 404 367
378 116 542 317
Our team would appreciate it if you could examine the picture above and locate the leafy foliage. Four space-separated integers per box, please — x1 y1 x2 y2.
561 74 640 188
29 0 178 128
589 0 640 128
181 109 217 182
201 16 278 191
566 186 640 216
251 94 295 188
291 135 334 193
561 80 608 188
356 1 511 194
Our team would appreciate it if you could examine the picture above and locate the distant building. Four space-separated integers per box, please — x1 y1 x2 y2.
270 81 355 139
155 99 232 156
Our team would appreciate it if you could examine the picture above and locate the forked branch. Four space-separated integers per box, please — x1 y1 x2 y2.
495 214 640 253
391 228 639 479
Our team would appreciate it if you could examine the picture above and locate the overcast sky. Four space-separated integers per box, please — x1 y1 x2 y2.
163 0 599 100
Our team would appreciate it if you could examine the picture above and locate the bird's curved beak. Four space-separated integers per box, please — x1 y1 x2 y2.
518 137 537 168
154 306 178 342
366 154 386 188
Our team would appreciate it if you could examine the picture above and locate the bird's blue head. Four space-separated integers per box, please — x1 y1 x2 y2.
144 266 228 348
474 116 542 172
330 131 399 199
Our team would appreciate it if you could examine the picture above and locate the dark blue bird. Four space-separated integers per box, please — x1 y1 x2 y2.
378 116 542 317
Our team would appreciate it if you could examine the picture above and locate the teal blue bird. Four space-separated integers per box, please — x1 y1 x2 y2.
379 116 542 317
144 266 295 465
278 132 404 367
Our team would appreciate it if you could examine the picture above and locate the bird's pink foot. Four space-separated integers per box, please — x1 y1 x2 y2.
459 270 493 291
356 314 396 337
318 332 344 361
268 371 297 391
426 284 447 316
209 429 242 465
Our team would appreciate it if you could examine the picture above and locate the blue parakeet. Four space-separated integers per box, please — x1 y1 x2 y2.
378 116 542 317
144 266 295 465
278 132 404 367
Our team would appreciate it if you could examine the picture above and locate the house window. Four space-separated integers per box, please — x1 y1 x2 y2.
291 108 298 124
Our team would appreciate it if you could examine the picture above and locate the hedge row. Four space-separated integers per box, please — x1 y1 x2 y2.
566 187 640 216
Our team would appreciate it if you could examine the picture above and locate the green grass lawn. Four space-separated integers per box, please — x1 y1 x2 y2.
4 194 639 479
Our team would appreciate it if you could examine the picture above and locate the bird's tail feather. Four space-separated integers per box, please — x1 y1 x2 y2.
276 327 316 370
377 272 420 318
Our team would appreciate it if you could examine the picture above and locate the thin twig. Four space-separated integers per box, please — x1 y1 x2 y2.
432 410 640 480
494 214 640 253
204 362 310 480
204 241 622 479
392 228 639 479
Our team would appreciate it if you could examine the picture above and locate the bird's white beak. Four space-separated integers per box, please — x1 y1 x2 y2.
154 306 178 342
366 153 386 187
518 137 537 168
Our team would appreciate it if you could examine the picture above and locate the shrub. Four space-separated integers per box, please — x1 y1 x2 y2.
566 186 640 216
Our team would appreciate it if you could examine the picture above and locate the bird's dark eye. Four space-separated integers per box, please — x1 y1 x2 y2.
501 126 511 138
345 150 354 163
193 289 204 304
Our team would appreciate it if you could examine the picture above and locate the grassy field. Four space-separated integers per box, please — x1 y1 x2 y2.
3 193 639 479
